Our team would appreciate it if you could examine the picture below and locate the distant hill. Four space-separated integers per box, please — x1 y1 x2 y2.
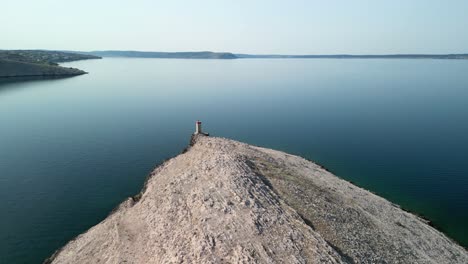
0 50 101 78
81 50 237 59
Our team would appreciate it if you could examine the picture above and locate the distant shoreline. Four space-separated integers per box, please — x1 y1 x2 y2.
236 53 468 59
0 72 87 78
75 50 468 60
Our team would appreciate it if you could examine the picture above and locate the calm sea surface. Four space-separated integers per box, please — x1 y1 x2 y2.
1 58 467 263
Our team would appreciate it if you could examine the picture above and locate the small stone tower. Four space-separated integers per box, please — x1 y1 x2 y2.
195 120 202 134
194 120 209 136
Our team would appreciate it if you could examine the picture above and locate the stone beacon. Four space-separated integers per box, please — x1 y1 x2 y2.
195 120 202 134
194 120 209 136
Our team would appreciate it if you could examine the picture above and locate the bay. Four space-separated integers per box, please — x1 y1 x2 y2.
1 58 467 263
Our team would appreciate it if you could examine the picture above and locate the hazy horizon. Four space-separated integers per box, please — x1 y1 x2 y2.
2 0 468 54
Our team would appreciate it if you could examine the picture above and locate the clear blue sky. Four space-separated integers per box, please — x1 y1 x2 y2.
2 0 467 54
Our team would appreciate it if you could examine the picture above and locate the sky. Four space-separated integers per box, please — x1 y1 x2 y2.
2 0 468 54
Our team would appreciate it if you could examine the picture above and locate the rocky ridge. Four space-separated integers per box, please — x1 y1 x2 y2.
45 135 468 263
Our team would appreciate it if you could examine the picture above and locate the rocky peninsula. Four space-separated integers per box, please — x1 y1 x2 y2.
0 50 101 78
45 134 468 263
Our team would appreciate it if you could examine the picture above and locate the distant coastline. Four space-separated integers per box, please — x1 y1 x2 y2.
236 53 468 59
73 50 237 59
76 50 468 60
2 49 467 81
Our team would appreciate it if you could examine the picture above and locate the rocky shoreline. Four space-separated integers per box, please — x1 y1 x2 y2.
45 135 468 263
0 50 100 78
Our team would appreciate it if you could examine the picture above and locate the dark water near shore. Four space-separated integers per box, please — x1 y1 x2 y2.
1 58 467 263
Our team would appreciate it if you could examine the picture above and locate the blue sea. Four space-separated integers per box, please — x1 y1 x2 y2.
1 58 467 263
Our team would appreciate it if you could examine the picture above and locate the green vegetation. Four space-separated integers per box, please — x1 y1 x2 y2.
0 50 101 78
